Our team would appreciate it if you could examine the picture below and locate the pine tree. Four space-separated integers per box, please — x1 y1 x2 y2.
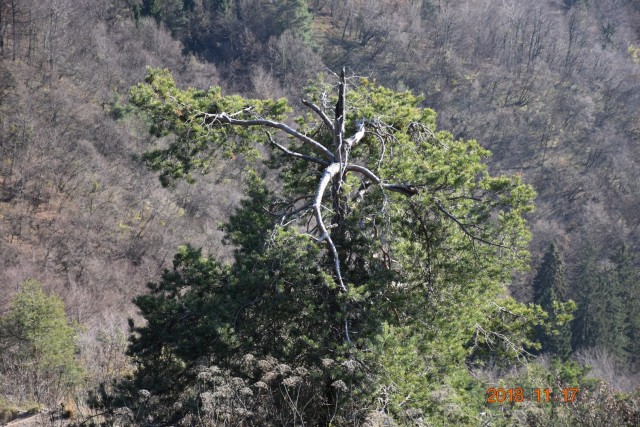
91 69 537 425
592 268 629 365
572 242 633 366
275 0 313 42
533 243 566 308
140 0 188 35
532 242 574 359
572 239 600 350
608 243 637 364
611 244 640 365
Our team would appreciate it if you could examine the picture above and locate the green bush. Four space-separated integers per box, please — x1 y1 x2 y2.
0 279 84 405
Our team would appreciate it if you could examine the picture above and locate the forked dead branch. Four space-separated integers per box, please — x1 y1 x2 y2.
180 69 421 295
130 66 535 356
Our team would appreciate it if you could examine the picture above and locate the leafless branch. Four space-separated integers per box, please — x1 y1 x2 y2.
280 203 313 226
302 99 335 132
264 131 330 166
491 301 527 320
344 122 366 149
264 197 314 224
345 164 419 196
472 323 534 363
433 199 511 249
198 111 336 161
313 163 347 293
334 68 346 154
269 194 314 213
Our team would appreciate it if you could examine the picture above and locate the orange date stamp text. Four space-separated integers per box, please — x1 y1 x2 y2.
486 387 579 403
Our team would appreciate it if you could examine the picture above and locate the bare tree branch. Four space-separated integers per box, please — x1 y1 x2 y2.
264 194 314 220
199 111 336 161
279 204 313 226
382 184 419 197
302 99 335 132
432 200 511 249
314 163 347 293
345 164 419 196
351 180 373 204
264 131 330 166
334 68 346 154
345 122 366 149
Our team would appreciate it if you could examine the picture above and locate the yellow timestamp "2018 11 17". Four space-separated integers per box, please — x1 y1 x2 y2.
486 387 579 403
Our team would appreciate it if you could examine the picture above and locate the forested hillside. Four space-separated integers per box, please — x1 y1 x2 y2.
1 0 639 425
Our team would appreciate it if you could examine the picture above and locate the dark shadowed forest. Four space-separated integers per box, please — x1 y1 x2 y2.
1 0 640 425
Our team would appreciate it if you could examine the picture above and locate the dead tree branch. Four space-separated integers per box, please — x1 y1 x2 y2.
264 131 330 166
314 163 347 293
345 164 419 197
302 99 335 132
433 199 510 249
198 111 336 161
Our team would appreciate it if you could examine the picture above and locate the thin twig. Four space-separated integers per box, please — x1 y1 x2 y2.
432 199 511 249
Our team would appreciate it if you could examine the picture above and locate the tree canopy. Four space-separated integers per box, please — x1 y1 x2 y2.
94 68 538 425
532 243 575 360
0 280 83 405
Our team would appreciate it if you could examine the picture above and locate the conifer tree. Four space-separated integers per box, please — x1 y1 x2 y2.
611 244 640 364
275 0 313 41
598 243 639 366
572 241 632 366
572 240 600 350
91 69 538 425
532 242 574 359
592 268 629 365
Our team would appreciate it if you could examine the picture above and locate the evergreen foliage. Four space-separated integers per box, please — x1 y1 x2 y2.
572 241 601 351
532 243 575 360
0 280 83 404
90 70 540 425
572 242 636 367
141 0 188 34
131 0 313 56
610 244 640 365
273 0 313 42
